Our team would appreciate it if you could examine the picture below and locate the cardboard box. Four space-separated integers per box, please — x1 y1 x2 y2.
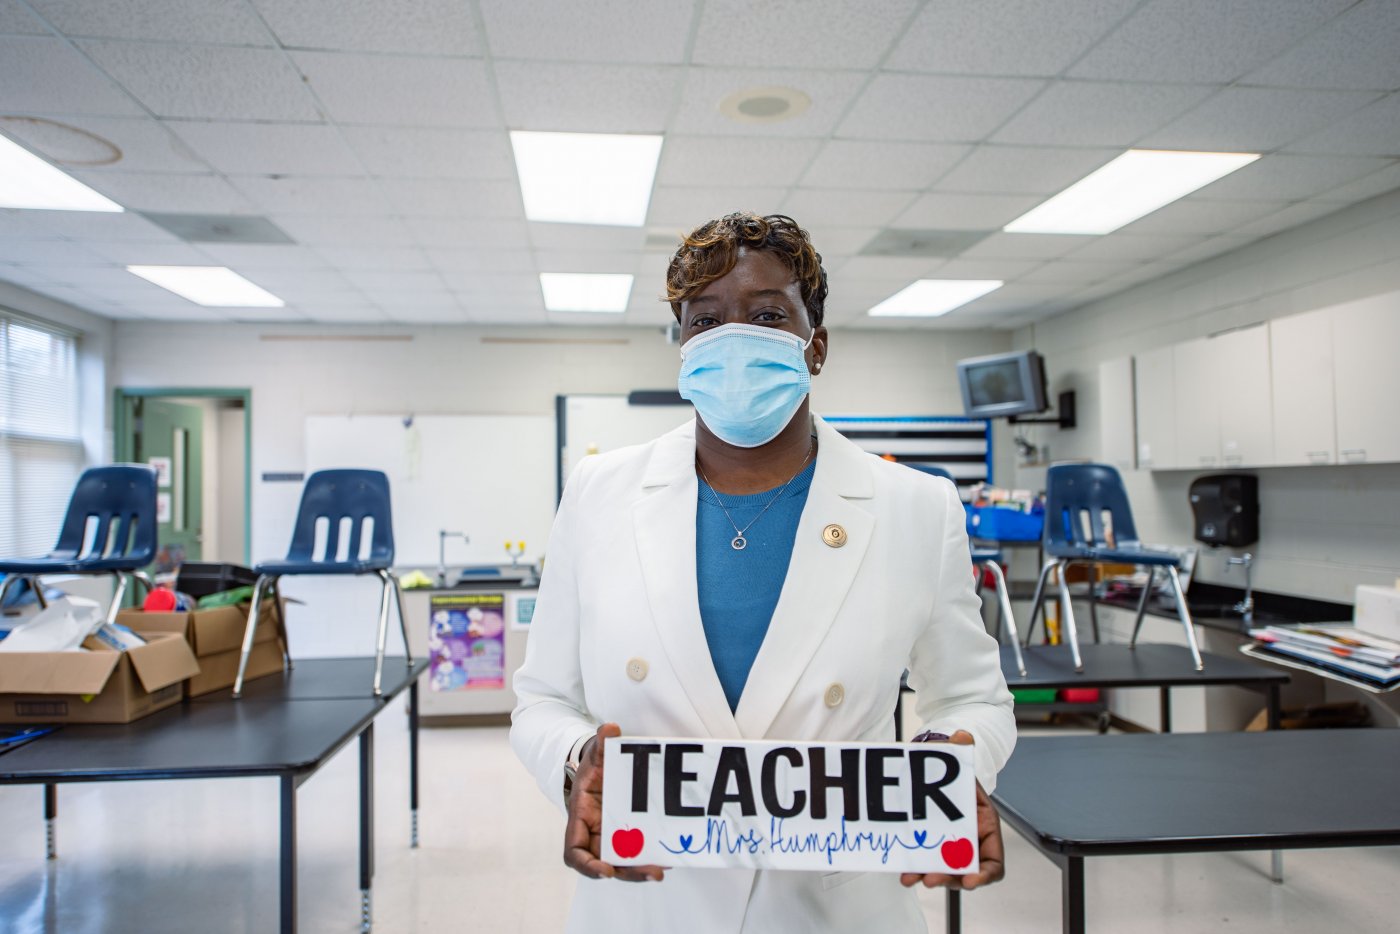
118 599 286 697
0 632 199 724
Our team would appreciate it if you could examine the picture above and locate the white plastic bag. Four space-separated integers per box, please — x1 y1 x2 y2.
0 596 105 653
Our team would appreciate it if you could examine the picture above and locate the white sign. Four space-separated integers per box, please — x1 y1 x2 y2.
601 737 979 874
155 492 172 524
148 456 172 488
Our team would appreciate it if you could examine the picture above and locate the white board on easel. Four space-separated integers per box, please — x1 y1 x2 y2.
560 394 693 494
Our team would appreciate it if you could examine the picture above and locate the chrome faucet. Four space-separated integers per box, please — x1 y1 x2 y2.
438 530 469 587
1225 552 1254 624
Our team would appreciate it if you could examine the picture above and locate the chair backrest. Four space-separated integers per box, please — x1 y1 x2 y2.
285 469 394 565
1044 463 1142 550
906 463 955 483
52 465 158 566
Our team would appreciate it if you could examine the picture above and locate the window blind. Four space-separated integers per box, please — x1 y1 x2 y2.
0 312 85 556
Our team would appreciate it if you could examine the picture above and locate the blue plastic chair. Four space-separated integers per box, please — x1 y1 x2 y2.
0 465 158 623
1025 463 1202 672
233 469 411 697
906 464 1026 677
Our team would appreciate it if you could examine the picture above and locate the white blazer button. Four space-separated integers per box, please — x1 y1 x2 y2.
626 658 649 682
824 683 845 708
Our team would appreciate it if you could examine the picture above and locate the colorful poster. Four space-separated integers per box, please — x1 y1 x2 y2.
428 593 506 692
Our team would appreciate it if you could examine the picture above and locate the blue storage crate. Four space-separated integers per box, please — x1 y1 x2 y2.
968 506 1043 542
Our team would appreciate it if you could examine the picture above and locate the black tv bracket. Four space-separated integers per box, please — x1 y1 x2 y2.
1008 389 1077 430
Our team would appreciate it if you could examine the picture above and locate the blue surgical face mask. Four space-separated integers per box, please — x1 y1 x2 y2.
677 323 814 448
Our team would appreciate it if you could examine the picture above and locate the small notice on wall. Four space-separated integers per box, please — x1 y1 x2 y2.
428 593 506 692
601 738 978 874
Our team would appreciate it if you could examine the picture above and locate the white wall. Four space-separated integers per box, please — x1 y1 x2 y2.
1011 187 1400 604
216 406 246 563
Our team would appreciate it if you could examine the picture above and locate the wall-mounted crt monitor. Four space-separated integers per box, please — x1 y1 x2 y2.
957 350 1048 419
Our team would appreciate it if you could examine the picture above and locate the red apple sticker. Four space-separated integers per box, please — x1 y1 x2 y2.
612 828 645 859
941 837 974 870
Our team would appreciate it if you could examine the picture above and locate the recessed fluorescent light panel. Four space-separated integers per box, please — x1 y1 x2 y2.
539 273 634 313
126 266 284 307
0 133 123 212
511 131 662 227
1004 149 1259 235
868 279 1004 318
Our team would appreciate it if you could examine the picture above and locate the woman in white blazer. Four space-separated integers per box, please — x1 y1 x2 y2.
512 213 1015 933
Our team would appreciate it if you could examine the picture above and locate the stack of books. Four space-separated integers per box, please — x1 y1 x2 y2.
1249 624 1400 689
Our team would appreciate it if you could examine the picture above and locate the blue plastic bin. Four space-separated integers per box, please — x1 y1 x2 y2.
968 506 1044 542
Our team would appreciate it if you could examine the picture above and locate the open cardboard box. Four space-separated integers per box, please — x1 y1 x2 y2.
0 632 199 724
118 599 286 697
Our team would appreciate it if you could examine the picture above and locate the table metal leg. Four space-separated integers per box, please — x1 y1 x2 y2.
360 723 375 933
280 774 298 934
1159 687 1172 734
409 680 420 849
1063 857 1085 934
1271 850 1284 884
946 888 961 934
44 783 57 860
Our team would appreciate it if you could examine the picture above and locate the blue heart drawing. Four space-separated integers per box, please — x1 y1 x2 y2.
914 830 928 847
679 834 694 851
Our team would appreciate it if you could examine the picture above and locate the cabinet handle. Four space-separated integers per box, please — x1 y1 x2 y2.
1340 448 1367 462
1223 454 1242 465
1200 456 1216 465
1306 451 1331 464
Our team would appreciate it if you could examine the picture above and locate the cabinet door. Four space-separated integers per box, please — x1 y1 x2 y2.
1173 337 1221 470
1216 324 1273 467
1333 292 1400 464
1098 357 1136 470
1134 345 1176 470
1270 309 1336 465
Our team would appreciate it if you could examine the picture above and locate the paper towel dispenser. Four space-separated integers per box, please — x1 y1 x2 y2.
1189 474 1259 547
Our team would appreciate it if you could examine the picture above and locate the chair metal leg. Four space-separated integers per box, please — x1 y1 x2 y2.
267 577 293 668
1130 567 1156 648
372 570 392 696
984 560 1026 677
1054 560 1084 672
30 576 47 610
389 572 412 666
1165 565 1204 671
106 572 128 624
233 576 270 697
1086 563 1100 643
0 574 15 611
132 570 155 597
1023 558 1057 647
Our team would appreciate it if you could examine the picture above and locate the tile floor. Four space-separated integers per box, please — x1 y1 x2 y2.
1 707 1396 933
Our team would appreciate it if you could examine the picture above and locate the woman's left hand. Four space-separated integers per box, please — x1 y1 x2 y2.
899 729 1006 891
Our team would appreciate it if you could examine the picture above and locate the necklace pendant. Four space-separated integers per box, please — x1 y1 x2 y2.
731 536 747 551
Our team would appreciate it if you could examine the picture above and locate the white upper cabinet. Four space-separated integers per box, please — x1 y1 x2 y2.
1098 357 1136 471
1173 336 1221 469
1270 309 1336 466
1332 292 1400 465
1134 345 1176 470
1215 324 1273 467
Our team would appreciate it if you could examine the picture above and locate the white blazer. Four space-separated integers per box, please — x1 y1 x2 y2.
511 415 1015 934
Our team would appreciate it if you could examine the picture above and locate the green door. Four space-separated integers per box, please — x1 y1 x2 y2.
137 400 204 567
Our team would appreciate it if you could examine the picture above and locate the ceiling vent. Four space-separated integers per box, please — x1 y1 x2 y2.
858 228 991 259
142 212 294 244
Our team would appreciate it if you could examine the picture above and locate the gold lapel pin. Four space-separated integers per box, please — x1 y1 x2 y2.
822 524 847 548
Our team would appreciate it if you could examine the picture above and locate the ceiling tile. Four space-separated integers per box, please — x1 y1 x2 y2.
656 136 820 188
313 246 431 271
990 80 1214 146
429 248 537 273
671 67 866 138
340 126 514 179
800 140 969 191
80 240 214 265
1061 232 1198 262
837 256 949 281
692 0 918 69
1141 87 1382 151
23 210 182 241
0 0 46 34
379 178 522 218
885 0 1139 77
1157 235 1252 269
838 74 1045 141
1115 198 1289 236
1244 0 1400 91
300 304 388 323
935 145 1118 195
801 226 880 256
1313 161 1400 204
0 239 107 264
0 209 57 240
272 213 416 246
1068 0 1352 84
195 243 328 269
230 265 353 293
344 269 444 293
32 0 272 44
936 256 1041 280
253 0 482 55
1192 154 1394 201
646 185 790 226
528 223 646 252
71 169 256 213
480 0 693 64
493 61 680 134
232 176 392 215
894 192 1041 229
959 232 1088 260
383 306 473 324
226 307 311 323
409 217 531 250
167 122 363 176
1284 92 1400 155
780 189 917 227
292 51 495 128
1015 259 1126 284
0 37 142 115
1225 200 1350 241
0 115 209 173
448 272 540 300
82 40 321 120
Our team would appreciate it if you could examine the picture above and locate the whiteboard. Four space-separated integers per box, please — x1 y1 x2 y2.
560 395 693 491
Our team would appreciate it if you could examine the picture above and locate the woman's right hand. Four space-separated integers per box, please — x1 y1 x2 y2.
564 722 667 883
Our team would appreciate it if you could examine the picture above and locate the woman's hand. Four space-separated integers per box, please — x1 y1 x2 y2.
900 729 1006 891
563 722 667 883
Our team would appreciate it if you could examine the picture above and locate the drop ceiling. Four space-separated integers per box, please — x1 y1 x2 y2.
0 0 1396 329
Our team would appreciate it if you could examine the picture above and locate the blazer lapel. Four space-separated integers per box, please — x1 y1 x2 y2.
632 421 739 738
734 417 876 739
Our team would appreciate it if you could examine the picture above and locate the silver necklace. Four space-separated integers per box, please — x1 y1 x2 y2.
696 438 816 551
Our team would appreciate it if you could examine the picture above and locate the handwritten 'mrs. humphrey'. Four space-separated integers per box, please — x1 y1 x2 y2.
600 738 978 874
